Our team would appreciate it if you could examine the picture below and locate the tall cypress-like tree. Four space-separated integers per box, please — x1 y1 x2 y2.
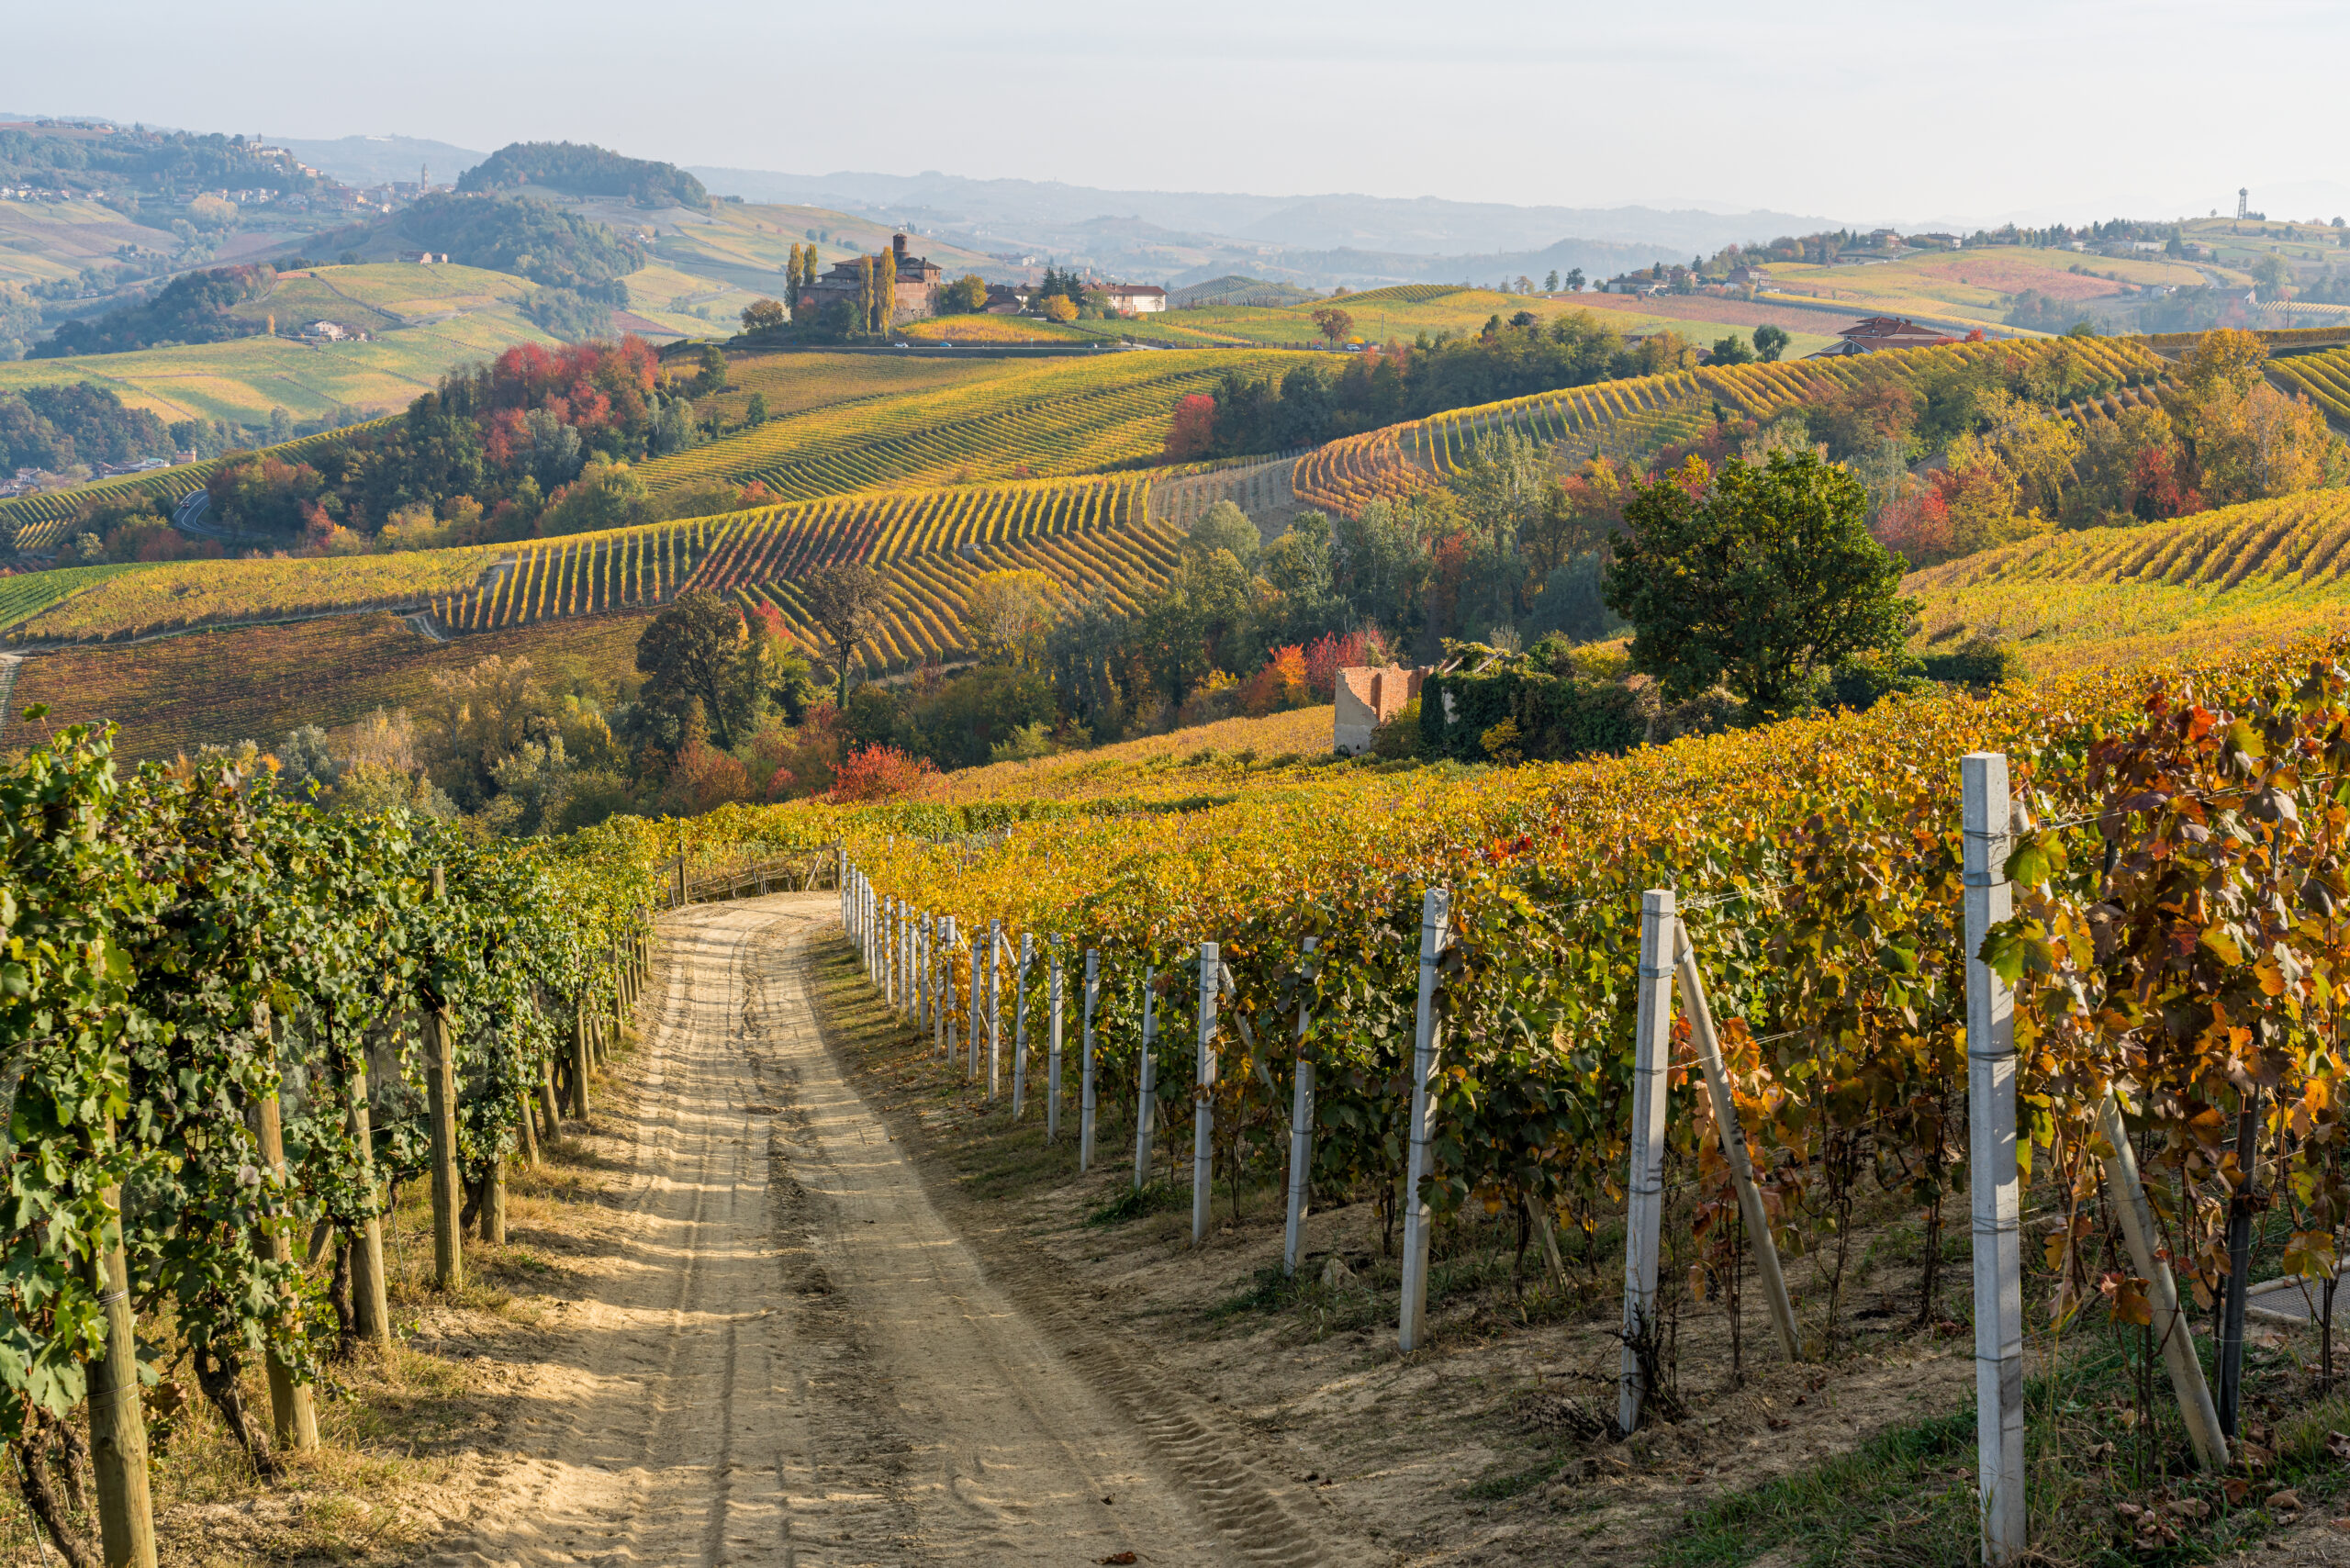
857 256 874 335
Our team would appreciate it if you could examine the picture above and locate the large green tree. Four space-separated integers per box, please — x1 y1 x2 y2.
635 590 755 747
800 562 890 710
1603 450 1913 716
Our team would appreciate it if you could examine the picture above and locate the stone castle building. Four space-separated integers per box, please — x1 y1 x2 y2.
796 233 945 327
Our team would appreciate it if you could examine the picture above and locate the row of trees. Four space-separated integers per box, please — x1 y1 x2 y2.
0 382 173 472
148 337 724 550
1862 330 2345 565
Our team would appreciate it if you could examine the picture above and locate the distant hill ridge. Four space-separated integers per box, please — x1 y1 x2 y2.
461 141 710 211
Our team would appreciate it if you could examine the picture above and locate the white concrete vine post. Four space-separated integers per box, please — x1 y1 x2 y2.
1080 949 1101 1171
1047 940 1065 1143
943 916 960 1062
1963 752 2028 1564
1398 886 1450 1353
1013 933 1034 1117
1135 965 1158 1189
987 920 1003 1101
1618 888 1674 1429
1282 936 1320 1278
966 921 982 1080
1193 942 1219 1246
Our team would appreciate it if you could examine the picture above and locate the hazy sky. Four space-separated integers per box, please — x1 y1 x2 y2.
8 0 2345 224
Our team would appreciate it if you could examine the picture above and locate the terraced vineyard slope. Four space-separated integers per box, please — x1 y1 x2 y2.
2268 346 2350 426
1905 490 2350 673
1695 334 2165 422
9 473 1169 670
0 420 397 554
635 348 1315 501
1147 454 1301 532
1291 369 1713 517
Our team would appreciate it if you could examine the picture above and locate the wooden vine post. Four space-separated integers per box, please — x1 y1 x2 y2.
252 1090 320 1451
88 1177 157 1568
1398 887 1451 1353
1046 938 1065 1143
1962 753 2027 1563
1080 949 1101 1170
610 941 627 1045
1134 965 1158 1189
2098 1090 2228 1470
424 865 464 1294
1673 919 1801 1360
569 997 593 1120
1282 935 1320 1278
1192 942 1219 1247
1618 888 1674 1428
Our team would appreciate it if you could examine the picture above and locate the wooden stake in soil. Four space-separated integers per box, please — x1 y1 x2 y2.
1618 888 1674 1428
252 1093 320 1451
1046 939 1065 1143
570 1002 593 1120
1398 887 1451 1354
1282 936 1320 1279
1080 948 1101 1171
1013 932 1034 1117
1135 965 1158 1191
1193 941 1219 1247
537 1060 564 1150
88 1190 156 1568
1962 752 2027 1564
516 1088 541 1166
1673 917 1800 1361
425 865 464 1294
2098 1090 2228 1471
2218 1087 2261 1437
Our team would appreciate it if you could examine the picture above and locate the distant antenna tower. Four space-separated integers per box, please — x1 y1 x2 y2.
421 162 430 190
2237 187 2249 220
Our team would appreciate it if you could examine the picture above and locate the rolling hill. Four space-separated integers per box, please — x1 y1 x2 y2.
0 262 561 430
3 324 2333 768
1904 489 2350 675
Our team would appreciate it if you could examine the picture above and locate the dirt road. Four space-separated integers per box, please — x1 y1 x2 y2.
443 894 1326 1567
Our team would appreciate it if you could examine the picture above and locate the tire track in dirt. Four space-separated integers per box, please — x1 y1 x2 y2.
436 893 1339 1566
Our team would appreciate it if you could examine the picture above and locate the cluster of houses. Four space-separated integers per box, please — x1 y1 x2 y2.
1 453 190 500
794 233 1168 324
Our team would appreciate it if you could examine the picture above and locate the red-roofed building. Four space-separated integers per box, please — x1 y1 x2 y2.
1807 315 1962 357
